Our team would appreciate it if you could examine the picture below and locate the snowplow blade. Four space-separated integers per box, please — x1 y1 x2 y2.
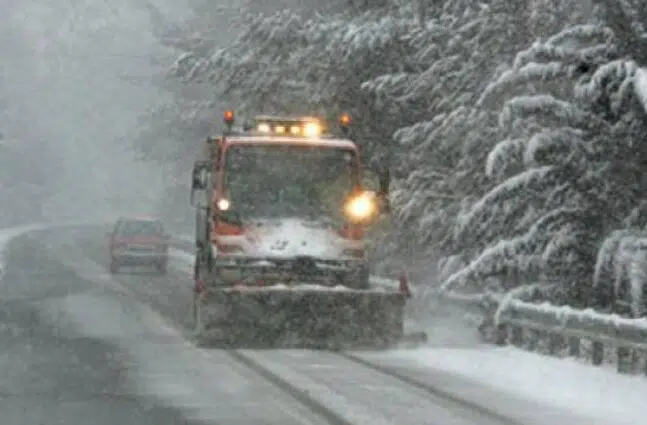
193 288 408 349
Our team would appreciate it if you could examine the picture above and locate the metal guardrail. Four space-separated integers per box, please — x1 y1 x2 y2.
442 291 647 376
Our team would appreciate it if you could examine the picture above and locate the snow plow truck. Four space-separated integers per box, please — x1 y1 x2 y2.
189 111 425 349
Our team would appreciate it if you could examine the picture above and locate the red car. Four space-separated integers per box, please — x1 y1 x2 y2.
108 217 170 274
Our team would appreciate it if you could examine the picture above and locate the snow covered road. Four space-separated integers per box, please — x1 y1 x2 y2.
0 223 636 425
46 225 533 425
236 349 517 425
0 227 202 425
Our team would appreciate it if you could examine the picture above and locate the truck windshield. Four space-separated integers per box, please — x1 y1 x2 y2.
224 143 359 220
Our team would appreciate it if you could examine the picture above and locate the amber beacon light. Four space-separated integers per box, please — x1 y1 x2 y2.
224 110 235 124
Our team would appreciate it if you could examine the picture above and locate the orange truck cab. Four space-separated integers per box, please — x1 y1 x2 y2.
190 112 390 289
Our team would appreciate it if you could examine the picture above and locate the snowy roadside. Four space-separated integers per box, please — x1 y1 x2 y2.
359 345 645 425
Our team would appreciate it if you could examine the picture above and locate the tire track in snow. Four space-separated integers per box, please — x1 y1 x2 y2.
338 352 523 425
234 349 518 425
226 349 354 425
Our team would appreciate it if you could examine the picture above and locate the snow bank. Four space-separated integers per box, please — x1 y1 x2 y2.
385 347 645 425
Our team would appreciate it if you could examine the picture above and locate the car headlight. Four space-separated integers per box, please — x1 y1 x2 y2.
343 192 376 222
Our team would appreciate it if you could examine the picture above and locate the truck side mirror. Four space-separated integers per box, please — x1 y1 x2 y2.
190 161 212 207
191 163 209 190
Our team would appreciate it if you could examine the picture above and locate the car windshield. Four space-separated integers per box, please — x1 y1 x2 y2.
224 143 359 221
118 220 164 235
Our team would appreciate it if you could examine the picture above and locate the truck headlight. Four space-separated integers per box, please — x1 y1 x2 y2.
217 198 230 210
344 192 376 221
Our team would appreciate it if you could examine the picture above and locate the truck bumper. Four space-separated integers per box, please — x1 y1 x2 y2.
208 256 369 289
